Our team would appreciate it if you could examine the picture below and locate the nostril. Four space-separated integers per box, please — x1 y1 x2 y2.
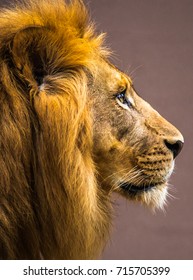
164 139 184 159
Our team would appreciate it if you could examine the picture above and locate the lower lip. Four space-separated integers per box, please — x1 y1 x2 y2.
120 182 158 195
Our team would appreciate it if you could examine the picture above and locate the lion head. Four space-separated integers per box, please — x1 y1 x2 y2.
92 58 184 209
0 0 183 259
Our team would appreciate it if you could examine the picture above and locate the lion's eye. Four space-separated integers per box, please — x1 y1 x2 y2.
116 90 133 109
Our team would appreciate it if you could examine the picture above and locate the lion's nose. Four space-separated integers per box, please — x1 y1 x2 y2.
164 139 184 159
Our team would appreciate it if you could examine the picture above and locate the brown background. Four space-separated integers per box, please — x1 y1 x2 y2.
1 0 193 259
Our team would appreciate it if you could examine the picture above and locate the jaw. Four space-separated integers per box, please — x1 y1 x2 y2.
95 154 172 211
139 184 168 210
120 182 168 211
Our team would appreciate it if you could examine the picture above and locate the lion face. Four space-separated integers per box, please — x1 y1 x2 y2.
91 58 184 209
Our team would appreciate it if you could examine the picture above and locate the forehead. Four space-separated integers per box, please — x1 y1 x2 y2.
96 58 132 92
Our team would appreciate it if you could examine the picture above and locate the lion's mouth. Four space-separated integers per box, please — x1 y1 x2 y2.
120 182 162 195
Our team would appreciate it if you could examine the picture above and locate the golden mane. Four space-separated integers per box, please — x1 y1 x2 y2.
0 0 110 259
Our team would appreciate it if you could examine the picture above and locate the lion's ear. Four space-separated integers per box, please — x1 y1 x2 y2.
11 25 48 87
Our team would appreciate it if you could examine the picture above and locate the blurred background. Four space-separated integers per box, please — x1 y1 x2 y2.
1 0 192 259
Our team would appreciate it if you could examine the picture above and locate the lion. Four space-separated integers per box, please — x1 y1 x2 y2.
0 0 183 259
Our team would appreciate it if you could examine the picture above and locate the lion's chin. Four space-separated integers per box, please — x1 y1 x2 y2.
120 182 168 211
140 184 168 210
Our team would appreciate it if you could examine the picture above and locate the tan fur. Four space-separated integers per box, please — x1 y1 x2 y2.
0 0 183 259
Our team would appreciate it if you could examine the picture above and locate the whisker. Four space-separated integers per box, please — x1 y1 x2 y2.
128 64 143 80
110 167 145 192
101 166 136 184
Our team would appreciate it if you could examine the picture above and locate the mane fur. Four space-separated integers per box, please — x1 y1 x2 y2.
0 0 111 259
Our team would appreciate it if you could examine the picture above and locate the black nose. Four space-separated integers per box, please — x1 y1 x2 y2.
164 139 184 159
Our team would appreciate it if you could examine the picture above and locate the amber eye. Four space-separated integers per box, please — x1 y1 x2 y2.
116 89 133 108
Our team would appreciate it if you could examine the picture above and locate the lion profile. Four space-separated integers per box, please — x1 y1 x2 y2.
0 0 183 259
